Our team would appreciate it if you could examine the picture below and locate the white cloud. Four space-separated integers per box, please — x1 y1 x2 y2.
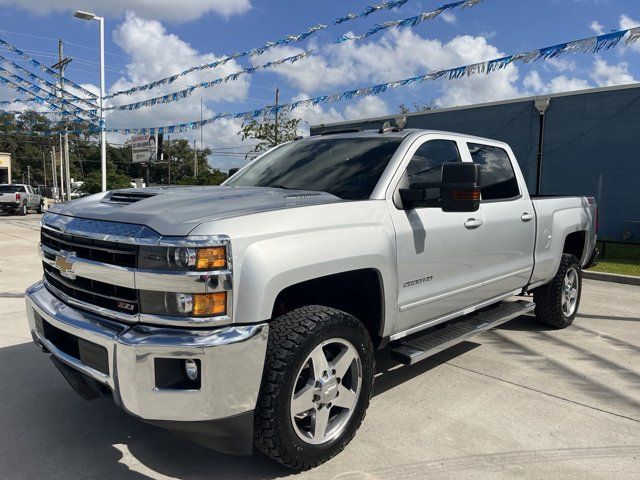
440 11 457 25
0 0 251 22
254 29 526 109
619 14 640 30
620 14 640 53
105 12 249 132
344 96 390 120
590 20 605 35
590 59 637 86
524 71 591 95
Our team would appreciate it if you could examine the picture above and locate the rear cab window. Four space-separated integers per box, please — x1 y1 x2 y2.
0 185 24 194
467 143 520 201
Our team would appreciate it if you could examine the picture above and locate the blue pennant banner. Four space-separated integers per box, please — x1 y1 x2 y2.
105 51 311 112
333 0 483 44
103 0 411 100
0 75 98 124
0 55 99 112
0 38 98 100
103 28 639 136
104 0 487 112
7 28 639 138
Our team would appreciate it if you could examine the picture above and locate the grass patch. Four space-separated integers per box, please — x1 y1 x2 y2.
591 258 640 277
590 242 640 277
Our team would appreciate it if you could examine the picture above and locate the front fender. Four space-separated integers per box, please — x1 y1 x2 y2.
233 226 397 335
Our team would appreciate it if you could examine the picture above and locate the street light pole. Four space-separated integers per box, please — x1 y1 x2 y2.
73 10 106 192
98 15 106 192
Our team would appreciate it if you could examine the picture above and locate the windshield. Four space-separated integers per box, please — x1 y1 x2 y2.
0 185 23 193
226 137 403 200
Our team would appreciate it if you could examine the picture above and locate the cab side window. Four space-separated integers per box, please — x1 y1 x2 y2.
407 140 461 186
467 143 520 201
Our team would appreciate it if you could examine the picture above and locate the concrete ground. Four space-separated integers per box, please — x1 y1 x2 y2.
0 213 638 480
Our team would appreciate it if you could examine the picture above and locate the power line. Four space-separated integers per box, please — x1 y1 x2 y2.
0 29 131 60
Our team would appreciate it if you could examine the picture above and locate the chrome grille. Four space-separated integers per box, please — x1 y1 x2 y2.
41 228 137 268
43 262 139 315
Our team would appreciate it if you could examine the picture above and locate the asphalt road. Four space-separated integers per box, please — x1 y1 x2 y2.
0 213 639 479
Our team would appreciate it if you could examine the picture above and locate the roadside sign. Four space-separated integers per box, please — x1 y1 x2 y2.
131 134 163 163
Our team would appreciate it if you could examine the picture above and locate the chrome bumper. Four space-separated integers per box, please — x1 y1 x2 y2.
25 281 268 422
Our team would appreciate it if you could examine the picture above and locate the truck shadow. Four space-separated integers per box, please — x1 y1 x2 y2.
0 336 489 479
0 341 288 480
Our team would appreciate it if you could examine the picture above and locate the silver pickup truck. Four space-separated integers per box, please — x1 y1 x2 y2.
25 128 597 470
0 183 43 215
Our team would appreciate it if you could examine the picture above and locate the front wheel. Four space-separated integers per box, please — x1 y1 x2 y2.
533 253 582 328
254 305 374 470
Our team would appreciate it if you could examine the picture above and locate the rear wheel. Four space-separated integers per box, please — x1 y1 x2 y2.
19 203 28 216
533 253 581 328
254 305 374 470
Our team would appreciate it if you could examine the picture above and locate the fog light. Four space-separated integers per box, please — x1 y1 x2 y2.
184 359 199 381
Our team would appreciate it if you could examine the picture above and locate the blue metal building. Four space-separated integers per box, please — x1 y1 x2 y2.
310 83 640 244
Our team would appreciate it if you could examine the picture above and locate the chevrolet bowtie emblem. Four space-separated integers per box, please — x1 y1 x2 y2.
55 251 77 280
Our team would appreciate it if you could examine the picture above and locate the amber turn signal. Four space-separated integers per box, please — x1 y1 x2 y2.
193 292 227 316
452 189 481 201
196 246 227 270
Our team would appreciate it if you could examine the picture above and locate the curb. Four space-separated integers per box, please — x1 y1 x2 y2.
583 270 640 286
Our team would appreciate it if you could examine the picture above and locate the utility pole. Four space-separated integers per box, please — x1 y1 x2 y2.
167 135 171 185
51 147 58 201
52 39 72 201
42 151 47 187
274 87 280 147
193 139 198 178
57 135 64 200
27 165 31 186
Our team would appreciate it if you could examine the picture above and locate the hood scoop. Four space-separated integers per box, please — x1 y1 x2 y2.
103 190 158 205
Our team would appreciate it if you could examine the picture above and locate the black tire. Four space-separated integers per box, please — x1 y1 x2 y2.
36 202 43 214
254 305 374 470
18 203 28 216
533 253 582 329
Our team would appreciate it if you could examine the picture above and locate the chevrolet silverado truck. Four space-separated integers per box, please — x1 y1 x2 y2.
0 183 43 215
25 127 597 470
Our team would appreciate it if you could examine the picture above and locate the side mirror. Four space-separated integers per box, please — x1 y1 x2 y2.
399 162 481 212
227 167 240 178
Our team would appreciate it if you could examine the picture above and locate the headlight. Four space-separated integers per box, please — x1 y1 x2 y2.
139 245 227 271
140 291 227 317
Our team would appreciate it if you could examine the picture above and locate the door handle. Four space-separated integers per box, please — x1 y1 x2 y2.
521 212 534 222
464 218 483 229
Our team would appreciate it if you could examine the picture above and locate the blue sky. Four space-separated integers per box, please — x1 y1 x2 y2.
1 0 639 168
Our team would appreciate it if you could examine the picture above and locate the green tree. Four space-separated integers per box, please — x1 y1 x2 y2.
238 112 301 155
81 166 132 194
398 101 438 114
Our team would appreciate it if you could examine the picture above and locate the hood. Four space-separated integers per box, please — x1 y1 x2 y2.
49 186 343 236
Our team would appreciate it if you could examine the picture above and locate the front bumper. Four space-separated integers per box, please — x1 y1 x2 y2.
25 281 268 425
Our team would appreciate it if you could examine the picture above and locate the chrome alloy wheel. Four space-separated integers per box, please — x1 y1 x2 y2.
289 338 362 445
561 266 579 317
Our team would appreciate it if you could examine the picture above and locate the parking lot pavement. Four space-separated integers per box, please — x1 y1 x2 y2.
0 214 638 480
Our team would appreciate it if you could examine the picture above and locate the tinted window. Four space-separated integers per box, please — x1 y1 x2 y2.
406 140 461 186
467 143 520 200
0 185 23 193
226 137 402 200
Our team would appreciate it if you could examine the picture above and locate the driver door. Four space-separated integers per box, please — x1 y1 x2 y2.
388 135 487 334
